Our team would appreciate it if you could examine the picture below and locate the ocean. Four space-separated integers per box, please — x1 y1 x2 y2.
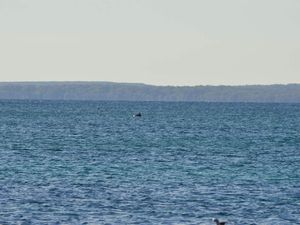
0 100 299 225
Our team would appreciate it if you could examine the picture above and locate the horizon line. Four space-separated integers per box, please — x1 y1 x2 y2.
0 81 299 87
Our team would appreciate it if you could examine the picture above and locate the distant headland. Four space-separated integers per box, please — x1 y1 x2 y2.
0 81 300 103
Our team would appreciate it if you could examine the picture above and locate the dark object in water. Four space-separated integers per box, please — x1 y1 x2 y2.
213 218 226 225
133 112 142 117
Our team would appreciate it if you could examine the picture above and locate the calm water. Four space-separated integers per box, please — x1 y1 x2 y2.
0 100 300 225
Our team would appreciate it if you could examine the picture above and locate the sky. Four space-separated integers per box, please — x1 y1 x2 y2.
0 0 299 86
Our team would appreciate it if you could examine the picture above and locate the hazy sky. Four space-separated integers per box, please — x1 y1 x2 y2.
0 0 299 85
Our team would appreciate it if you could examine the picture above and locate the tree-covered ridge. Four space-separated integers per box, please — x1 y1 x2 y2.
0 82 300 103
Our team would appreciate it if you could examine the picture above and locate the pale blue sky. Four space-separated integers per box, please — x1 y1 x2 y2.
0 0 299 85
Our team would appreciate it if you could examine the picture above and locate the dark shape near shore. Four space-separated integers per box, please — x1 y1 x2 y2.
213 218 226 225
133 112 142 117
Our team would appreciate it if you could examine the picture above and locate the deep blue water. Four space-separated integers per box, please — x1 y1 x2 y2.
0 100 300 225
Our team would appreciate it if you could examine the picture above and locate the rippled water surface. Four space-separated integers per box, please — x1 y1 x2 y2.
0 100 300 225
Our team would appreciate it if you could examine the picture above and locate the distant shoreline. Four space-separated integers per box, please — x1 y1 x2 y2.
0 81 299 87
0 81 300 103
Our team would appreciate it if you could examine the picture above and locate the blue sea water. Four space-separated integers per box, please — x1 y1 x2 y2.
0 100 300 225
